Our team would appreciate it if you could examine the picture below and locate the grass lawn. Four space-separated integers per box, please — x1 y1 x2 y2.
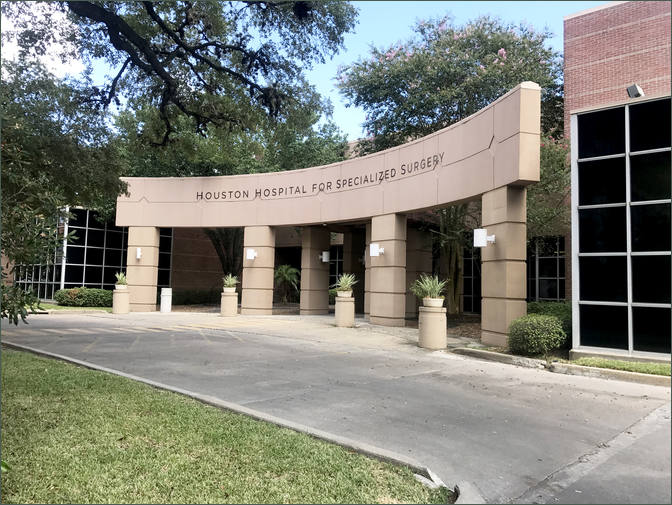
37 303 112 313
569 357 671 377
1 349 452 504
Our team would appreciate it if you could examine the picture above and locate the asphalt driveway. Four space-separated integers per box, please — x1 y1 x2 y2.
2 311 670 504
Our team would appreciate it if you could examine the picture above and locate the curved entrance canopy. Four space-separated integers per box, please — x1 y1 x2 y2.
116 82 540 228
117 82 540 348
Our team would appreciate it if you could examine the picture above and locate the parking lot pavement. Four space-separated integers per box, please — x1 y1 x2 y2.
2 312 670 504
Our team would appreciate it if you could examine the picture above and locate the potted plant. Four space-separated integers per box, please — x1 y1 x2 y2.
115 272 127 290
410 274 448 307
332 273 357 298
222 273 238 293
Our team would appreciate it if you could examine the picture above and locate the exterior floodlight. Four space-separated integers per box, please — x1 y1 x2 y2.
626 84 644 98
246 248 258 260
473 229 496 248
320 251 330 263
136 247 142 260
369 243 384 256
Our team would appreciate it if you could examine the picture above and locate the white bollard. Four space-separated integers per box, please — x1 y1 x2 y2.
160 287 172 313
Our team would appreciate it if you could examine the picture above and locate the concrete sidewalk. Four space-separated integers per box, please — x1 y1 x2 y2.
2 311 670 503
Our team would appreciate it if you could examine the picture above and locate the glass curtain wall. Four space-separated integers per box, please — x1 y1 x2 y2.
572 96 671 355
527 236 566 301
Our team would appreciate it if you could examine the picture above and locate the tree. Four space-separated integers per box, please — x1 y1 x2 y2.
274 264 299 303
1 61 126 323
2 1 357 144
337 15 564 314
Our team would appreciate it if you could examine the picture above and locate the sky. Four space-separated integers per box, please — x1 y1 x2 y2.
2 1 609 139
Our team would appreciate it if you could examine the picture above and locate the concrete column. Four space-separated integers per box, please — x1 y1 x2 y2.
241 226 275 315
299 226 330 315
126 227 160 312
405 227 433 319
343 229 366 313
481 186 528 347
364 223 371 316
369 213 407 327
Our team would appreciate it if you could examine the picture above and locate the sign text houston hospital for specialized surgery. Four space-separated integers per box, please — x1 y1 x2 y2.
195 152 445 202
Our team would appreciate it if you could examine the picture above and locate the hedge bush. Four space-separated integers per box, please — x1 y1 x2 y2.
528 301 572 342
509 314 566 359
53 288 113 307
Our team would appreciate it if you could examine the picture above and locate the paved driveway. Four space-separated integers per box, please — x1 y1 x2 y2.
2 312 670 504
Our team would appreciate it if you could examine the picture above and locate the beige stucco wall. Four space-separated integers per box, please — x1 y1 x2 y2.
117 82 540 228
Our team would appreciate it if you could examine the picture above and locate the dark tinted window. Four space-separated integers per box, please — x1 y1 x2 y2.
579 256 627 302
104 248 123 268
579 207 626 252
87 211 107 229
158 269 171 287
66 246 85 264
106 231 123 249
69 209 87 226
539 258 558 278
159 233 173 253
632 256 671 304
84 266 103 285
629 98 672 152
631 204 671 252
578 157 626 205
69 230 85 246
578 107 625 159
630 152 671 202
103 268 118 284
86 247 104 265
86 229 105 248
158 252 171 269
580 304 628 349
633 307 671 354
65 265 83 283
539 279 558 299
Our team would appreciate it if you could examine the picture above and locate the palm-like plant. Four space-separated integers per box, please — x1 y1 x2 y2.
274 264 300 304
331 273 358 291
410 274 449 300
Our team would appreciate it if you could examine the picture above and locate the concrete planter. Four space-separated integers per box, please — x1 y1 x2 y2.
221 290 238 317
336 290 352 298
112 285 130 314
418 306 447 349
335 296 355 327
423 297 444 308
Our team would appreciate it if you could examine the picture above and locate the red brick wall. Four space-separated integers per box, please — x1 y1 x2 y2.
564 1 671 137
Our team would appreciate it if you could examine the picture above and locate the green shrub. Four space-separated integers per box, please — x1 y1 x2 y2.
53 288 113 307
528 301 572 342
509 314 566 360
171 289 220 305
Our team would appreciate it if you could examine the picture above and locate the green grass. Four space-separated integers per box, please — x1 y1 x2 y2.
1 349 452 504
569 357 671 377
37 303 112 313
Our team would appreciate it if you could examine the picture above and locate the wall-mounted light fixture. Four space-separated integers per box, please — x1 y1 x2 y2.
246 248 258 260
136 247 142 260
626 84 644 98
369 243 384 256
473 229 496 248
320 251 330 263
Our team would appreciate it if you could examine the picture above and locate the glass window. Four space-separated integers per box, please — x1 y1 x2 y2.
106 231 123 249
578 107 625 159
630 152 671 202
538 258 558 278
66 246 85 264
632 256 671 304
579 207 626 252
539 279 558 299
579 305 628 350
69 229 86 246
578 158 625 205
87 211 107 229
158 269 170 287
84 266 103 286
579 256 627 302
86 247 104 265
64 265 83 283
87 229 105 248
159 233 172 252
629 98 672 152
104 249 123 267
69 209 87 227
631 204 671 252
633 307 671 354
103 268 119 284
158 252 171 269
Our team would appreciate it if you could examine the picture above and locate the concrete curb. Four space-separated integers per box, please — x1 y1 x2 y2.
451 348 546 369
451 348 670 388
548 362 670 388
2 341 486 504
